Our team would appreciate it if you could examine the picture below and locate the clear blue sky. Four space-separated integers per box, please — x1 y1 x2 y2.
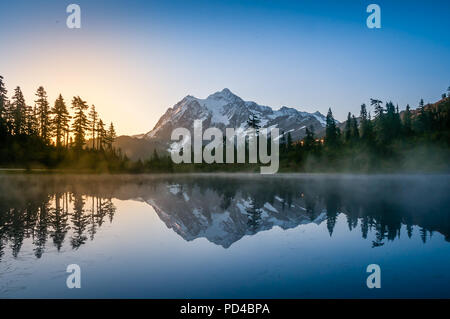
1 0 449 134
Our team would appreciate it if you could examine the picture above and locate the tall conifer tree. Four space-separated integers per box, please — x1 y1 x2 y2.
51 94 71 147
71 96 90 150
325 108 338 147
88 105 98 149
35 86 51 143
11 86 27 135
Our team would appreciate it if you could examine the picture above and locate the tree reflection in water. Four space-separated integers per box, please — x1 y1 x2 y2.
0 174 448 259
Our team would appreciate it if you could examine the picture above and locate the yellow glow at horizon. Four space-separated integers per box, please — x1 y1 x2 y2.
4 38 167 137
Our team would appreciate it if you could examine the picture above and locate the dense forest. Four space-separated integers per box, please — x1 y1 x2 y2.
277 91 450 172
0 74 449 173
0 75 128 171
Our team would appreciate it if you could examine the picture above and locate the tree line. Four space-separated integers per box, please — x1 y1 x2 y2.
0 75 116 149
164 89 449 173
1 73 448 172
0 75 126 170
0 191 116 260
276 88 450 172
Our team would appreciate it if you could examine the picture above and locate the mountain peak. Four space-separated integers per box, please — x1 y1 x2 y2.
142 89 330 144
206 88 241 102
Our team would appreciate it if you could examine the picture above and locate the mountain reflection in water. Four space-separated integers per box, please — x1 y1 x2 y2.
0 174 448 261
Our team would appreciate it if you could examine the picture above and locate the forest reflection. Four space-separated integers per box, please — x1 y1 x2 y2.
0 191 115 260
0 174 448 260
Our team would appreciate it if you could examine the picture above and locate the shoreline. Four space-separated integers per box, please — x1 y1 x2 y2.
0 168 448 178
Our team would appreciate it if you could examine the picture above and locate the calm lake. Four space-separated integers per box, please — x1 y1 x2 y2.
0 174 449 298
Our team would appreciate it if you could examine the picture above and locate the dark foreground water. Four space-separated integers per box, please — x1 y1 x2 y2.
0 174 449 298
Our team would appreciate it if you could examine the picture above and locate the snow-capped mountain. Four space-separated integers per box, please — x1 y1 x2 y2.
141 181 327 248
104 176 329 247
142 88 329 146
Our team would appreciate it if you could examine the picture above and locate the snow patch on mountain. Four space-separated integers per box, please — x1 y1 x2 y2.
140 88 334 148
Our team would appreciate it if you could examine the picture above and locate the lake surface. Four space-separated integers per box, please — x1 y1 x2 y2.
0 174 449 298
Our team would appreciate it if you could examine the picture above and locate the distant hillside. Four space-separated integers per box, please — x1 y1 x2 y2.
112 135 165 160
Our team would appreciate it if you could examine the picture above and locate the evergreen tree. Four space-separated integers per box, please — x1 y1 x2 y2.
372 99 388 143
105 122 116 150
351 115 359 140
360 103 367 120
325 108 338 147
384 101 402 140
51 94 71 147
304 126 315 149
286 132 293 151
71 96 90 150
246 200 261 232
359 103 372 143
96 119 106 149
371 98 384 119
64 118 71 148
344 112 352 143
403 104 412 136
246 113 261 131
25 105 38 136
35 86 51 143
247 113 261 157
88 105 98 149
0 76 7 115
10 86 27 135
0 75 8 134
417 98 429 133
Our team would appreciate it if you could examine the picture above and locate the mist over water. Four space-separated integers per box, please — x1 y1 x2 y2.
0 174 449 298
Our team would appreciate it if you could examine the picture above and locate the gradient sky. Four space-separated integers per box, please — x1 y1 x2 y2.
1 0 449 135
